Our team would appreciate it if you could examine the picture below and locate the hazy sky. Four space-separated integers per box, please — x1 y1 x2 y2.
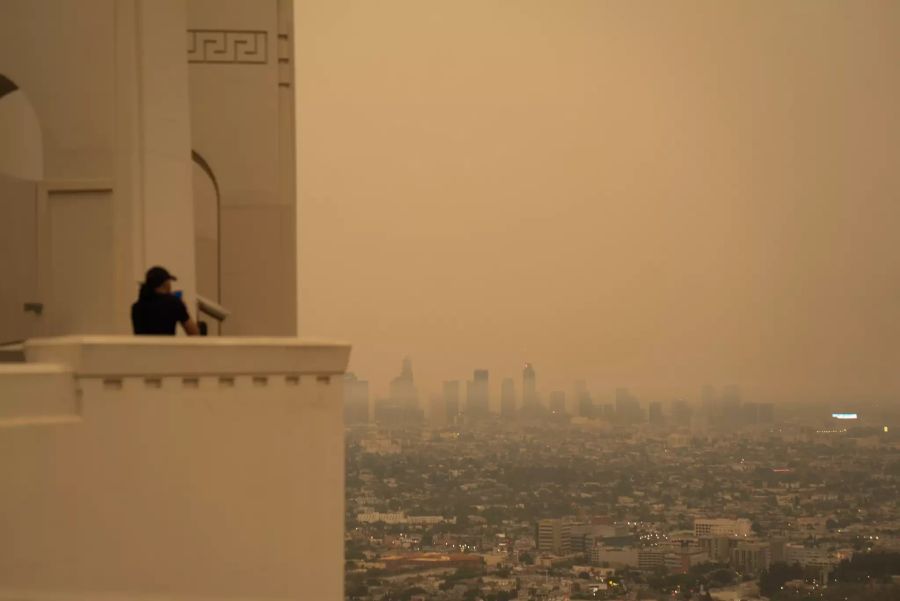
295 1 900 405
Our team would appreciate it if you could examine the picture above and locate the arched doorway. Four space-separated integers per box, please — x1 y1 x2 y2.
192 150 221 333
0 73 43 181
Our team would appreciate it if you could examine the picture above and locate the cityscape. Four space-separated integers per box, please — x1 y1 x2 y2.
342 360 900 601
2 1 900 601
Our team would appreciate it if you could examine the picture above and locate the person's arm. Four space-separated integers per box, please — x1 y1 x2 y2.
181 318 201 336
174 297 201 336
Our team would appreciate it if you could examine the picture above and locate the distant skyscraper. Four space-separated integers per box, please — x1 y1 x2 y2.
343 373 370 424
500 377 517 418
522 363 538 413
376 357 422 423
442 380 460 425
721 384 742 425
466 369 490 417
671 399 693 426
615 387 642 423
389 357 419 410
574 380 593 418
741 402 759 425
648 401 664 425
758 403 774 424
549 391 566 415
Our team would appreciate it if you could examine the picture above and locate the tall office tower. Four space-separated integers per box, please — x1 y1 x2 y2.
522 362 538 414
701 384 718 416
740 402 759 426
671 399 693 427
574 379 593 417
378 357 422 423
389 357 419 410
615 387 642 423
500 377 517 418
343 372 370 424
429 394 446 428
549 390 566 415
648 401 664 425
720 384 742 425
443 380 461 425
757 403 775 423
537 519 572 556
466 369 490 417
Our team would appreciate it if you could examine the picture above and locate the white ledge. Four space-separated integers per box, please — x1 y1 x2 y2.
23 335 352 378
0 363 77 424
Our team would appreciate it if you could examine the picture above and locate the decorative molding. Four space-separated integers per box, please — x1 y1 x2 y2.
187 30 268 64
277 33 292 87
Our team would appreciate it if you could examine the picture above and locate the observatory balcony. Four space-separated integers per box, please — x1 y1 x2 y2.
0 335 350 600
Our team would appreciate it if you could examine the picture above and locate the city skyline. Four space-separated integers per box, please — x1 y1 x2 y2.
348 357 797 421
346 354 882 415
297 0 900 407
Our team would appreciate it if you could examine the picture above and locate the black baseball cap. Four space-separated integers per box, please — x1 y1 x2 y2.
145 266 177 289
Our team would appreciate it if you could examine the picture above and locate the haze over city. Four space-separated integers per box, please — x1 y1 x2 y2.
4 2 900 601
296 1 900 404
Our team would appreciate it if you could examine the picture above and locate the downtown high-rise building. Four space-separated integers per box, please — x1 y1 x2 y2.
574 379 593 418
389 357 419 410
671 399 693 427
522 362 539 414
466 369 490 417
720 384 742 425
615 387 642 423
442 380 461 425
376 357 423 423
343 373 370 424
500 377 517 418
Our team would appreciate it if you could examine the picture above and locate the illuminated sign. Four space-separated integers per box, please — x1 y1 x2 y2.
831 413 858 420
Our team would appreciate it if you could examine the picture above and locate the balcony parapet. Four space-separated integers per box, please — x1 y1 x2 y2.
24 335 351 378
0 363 77 427
0 335 350 599
1 335 351 427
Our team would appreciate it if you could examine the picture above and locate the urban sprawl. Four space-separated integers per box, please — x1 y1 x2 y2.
343 361 900 601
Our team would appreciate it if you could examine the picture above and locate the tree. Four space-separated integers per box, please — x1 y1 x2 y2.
759 562 804 597
399 587 428 601
706 568 737 588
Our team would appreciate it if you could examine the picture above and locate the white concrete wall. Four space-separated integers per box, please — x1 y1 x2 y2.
0 336 349 600
187 0 297 336
0 0 197 339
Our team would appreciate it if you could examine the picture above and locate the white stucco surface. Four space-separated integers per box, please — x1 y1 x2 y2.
0 335 349 600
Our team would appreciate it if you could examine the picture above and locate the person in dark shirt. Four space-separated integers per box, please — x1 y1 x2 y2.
131 266 201 336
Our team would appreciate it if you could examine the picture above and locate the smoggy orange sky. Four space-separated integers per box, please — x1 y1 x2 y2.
295 1 900 406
